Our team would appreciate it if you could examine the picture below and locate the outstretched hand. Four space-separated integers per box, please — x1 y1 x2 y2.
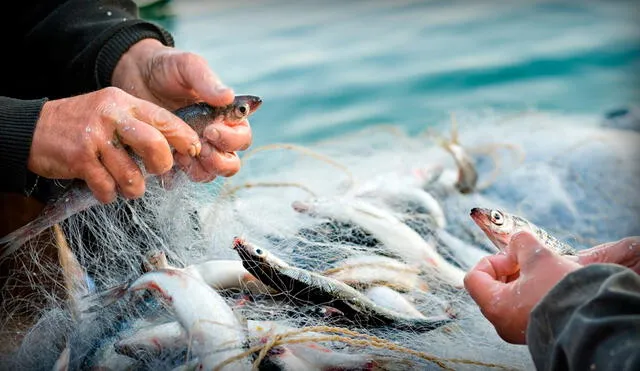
464 231 582 344
111 39 253 183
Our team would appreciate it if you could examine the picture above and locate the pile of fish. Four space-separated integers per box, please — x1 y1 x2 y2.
2 104 639 371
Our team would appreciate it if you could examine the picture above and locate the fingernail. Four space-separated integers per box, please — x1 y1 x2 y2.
189 141 201 157
216 84 230 93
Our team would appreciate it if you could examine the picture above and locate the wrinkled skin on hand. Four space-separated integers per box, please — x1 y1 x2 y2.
28 39 253 203
28 87 202 204
464 231 582 344
111 39 252 183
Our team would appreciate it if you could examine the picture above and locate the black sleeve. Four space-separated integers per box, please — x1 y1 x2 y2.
0 0 175 197
526 263 640 371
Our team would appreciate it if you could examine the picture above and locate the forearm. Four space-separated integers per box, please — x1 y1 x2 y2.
527 263 640 371
0 97 47 194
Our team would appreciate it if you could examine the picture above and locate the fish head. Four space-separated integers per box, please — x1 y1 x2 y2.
232 237 289 270
227 95 263 122
470 207 516 251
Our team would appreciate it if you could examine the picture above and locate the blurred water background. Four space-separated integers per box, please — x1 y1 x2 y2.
141 0 640 145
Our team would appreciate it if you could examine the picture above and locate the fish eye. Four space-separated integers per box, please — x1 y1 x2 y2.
254 248 263 256
236 104 249 117
490 210 504 225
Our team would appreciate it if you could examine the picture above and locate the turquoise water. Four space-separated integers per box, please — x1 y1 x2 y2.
145 0 640 145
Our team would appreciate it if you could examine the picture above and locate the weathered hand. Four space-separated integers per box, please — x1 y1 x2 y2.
111 39 252 181
28 87 201 203
464 231 582 344
577 236 640 274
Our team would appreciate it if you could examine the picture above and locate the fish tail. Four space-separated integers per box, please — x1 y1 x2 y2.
0 186 97 261
79 281 130 314
0 216 54 261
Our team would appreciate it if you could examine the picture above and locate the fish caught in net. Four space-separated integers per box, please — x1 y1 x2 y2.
0 108 638 370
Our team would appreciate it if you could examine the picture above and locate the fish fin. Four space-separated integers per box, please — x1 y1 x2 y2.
0 186 97 262
0 216 53 261
79 281 130 314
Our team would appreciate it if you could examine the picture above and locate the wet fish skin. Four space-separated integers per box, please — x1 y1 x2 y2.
232 238 453 332
0 95 262 260
470 207 577 255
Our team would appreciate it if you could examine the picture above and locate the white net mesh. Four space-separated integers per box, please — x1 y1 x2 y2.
1 109 638 370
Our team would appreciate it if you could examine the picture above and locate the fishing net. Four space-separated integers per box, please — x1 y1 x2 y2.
1 108 638 370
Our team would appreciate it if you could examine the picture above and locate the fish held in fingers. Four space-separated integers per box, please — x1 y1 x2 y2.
0 95 262 260
470 207 577 255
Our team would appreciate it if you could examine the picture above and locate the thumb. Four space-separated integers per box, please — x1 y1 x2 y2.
464 256 509 309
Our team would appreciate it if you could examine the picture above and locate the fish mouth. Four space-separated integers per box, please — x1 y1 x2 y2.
232 236 246 250
469 207 489 224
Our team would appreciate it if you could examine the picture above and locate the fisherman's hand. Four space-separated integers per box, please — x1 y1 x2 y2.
111 39 252 181
28 88 201 203
577 236 640 274
464 231 582 344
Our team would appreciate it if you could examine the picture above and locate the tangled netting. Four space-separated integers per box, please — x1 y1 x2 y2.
1 108 639 371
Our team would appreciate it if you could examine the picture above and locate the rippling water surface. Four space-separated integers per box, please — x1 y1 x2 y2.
146 0 640 145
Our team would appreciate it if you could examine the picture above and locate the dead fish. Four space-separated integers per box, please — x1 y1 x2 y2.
364 286 427 319
470 207 577 255
292 197 467 288
85 269 251 370
433 113 478 194
249 321 398 371
352 180 447 229
322 255 428 292
114 321 186 359
0 95 263 260
233 238 453 332
144 250 275 294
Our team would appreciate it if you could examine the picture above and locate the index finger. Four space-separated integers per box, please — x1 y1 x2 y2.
130 99 202 158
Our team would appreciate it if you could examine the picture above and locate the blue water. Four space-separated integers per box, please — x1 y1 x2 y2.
145 0 640 145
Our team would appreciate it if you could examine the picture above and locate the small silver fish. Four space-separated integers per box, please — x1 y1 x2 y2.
470 207 577 255
435 113 478 194
0 96 263 260
86 269 251 370
232 238 453 332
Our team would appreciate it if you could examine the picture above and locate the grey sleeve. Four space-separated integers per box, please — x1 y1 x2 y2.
526 263 640 371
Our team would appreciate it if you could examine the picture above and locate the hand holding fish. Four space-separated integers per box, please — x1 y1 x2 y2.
463 231 581 344
111 39 253 182
28 87 203 204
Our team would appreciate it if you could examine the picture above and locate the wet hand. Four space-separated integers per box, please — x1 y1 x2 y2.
111 39 252 181
28 87 201 203
464 231 582 344
577 236 640 274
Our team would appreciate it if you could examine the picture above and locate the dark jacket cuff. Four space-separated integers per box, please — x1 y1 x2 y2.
95 20 175 88
526 263 640 371
0 97 48 194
